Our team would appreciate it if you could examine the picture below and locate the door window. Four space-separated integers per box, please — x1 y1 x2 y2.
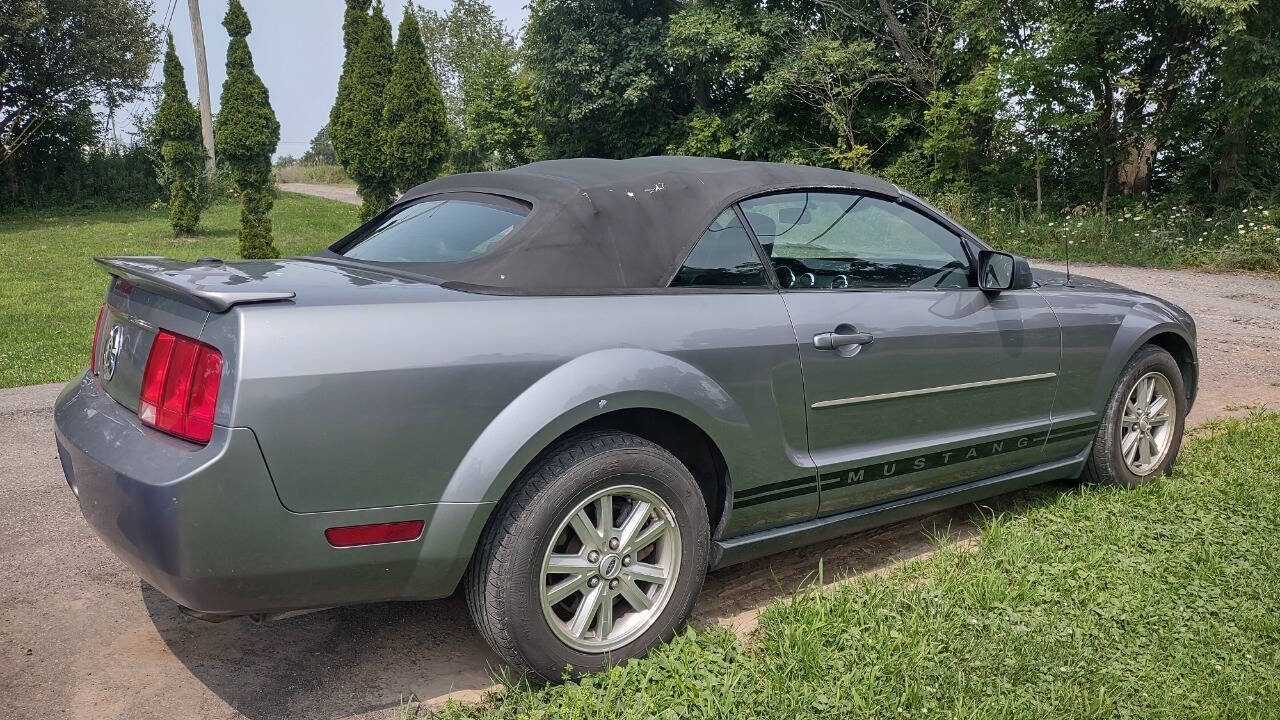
669 209 768 288
739 192 972 290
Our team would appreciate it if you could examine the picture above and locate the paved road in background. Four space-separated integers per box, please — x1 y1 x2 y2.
4 240 1279 718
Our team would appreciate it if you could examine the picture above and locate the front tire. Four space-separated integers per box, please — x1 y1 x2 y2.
465 431 710 680
1083 344 1186 489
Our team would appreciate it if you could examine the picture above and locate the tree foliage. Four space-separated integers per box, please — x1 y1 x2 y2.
330 0 370 178
0 0 158 199
332 0 395 220
382 6 448 192
524 0 688 159
417 0 534 171
488 0 1278 211
154 34 206 235
301 123 337 165
214 0 281 258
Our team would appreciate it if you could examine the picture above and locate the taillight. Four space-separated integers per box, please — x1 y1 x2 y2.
89 303 106 374
324 521 425 547
137 330 223 444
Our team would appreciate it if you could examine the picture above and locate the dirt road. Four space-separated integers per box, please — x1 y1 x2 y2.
3 264 1278 720
278 182 361 205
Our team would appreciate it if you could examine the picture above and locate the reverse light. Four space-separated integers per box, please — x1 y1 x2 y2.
89 303 106 374
324 521 425 547
138 330 223 444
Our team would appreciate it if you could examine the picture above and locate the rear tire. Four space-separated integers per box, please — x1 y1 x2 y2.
465 431 710 680
1082 344 1186 489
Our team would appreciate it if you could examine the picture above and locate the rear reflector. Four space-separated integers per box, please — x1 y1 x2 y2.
138 329 223 444
89 303 106 374
325 520 425 547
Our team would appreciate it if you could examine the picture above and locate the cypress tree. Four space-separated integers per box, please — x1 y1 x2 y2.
341 0 395 221
330 0 370 178
382 5 448 193
154 33 205 235
214 0 281 259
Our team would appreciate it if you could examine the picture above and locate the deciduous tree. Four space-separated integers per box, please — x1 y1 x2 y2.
0 0 158 198
524 0 688 159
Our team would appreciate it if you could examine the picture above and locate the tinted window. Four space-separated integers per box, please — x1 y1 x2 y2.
341 195 527 263
740 192 971 290
670 210 768 288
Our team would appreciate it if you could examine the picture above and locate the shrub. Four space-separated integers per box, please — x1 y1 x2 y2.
213 0 281 258
153 33 207 235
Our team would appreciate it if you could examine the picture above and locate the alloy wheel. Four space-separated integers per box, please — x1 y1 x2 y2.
1120 371 1176 475
539 484 681 653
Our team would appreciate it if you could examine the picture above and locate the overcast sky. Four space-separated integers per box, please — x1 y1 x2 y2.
130 0 529 158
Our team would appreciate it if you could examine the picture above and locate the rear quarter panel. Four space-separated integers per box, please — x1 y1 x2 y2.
215 291 811 535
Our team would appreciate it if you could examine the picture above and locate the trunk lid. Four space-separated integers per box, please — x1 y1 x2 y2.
92 255 463 415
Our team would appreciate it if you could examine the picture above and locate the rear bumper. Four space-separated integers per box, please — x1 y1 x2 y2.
54 372 491 614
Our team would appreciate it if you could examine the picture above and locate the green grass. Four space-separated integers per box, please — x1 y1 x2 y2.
930 195 1280 272
0 193 358 388
434 414 1280 719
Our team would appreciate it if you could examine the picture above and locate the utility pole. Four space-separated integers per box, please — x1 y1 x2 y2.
187 0 216 175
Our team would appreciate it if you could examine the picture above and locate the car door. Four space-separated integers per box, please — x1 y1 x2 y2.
739 192 1061 516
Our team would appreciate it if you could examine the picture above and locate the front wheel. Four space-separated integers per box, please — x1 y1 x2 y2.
466 431 710 680
1083 344 1186 489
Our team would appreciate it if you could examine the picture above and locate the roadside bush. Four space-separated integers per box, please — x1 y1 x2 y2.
0 103 156 211
927 193 1280 271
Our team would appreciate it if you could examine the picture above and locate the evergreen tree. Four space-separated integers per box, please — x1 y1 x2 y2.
382 5 448 192
335 1 395 221
214 0 281 258
153 33 205 235
330 0 371 182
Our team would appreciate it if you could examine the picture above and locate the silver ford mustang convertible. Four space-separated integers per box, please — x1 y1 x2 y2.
55 157 1196 678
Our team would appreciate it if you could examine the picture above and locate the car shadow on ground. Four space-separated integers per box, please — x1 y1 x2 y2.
145 479 1078 720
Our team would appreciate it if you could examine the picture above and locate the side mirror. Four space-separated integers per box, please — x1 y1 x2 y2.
978 250 1033 292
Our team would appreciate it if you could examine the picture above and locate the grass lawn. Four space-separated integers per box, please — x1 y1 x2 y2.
434 414 1280 719
0 193 358 388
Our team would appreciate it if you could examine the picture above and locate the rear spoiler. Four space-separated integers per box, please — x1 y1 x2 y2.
94 257 296 312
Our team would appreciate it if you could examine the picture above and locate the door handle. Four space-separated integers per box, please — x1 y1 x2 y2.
813 326 874 350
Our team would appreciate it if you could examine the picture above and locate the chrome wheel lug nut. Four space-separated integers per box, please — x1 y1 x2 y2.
608 579 619 590
588 576 600 588
587 550 599 562
622 555 631 567
608 537 619 550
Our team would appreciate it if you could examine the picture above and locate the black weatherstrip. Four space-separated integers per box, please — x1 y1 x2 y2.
733 420 1099 510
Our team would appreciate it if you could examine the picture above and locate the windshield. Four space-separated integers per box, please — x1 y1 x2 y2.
339 195 528 263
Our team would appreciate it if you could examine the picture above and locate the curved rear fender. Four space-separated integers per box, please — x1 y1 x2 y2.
437 348 751 506
1091 302 1196 413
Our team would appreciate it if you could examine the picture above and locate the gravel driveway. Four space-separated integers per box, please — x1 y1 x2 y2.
278 182 361 205
3 263 1278 720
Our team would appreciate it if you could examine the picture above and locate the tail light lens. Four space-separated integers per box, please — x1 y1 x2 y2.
325 521 425 547
89 303 106 374
137 330 223 444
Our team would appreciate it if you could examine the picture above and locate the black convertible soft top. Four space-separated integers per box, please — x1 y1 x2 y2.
338 156 902 292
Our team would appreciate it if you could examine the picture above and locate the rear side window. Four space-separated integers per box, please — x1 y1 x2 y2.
339 194 528 263
669 209 768 288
